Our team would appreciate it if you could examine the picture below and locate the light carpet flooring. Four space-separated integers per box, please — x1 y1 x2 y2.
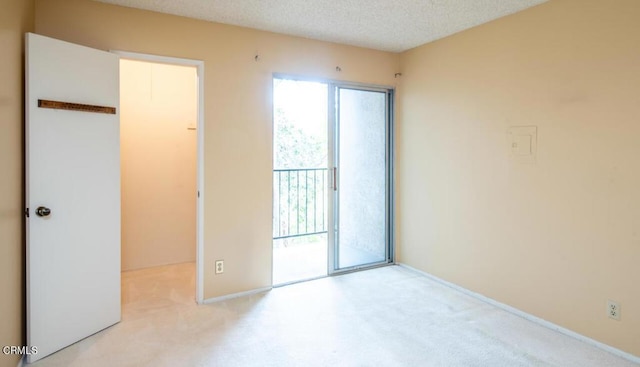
30 262 637 366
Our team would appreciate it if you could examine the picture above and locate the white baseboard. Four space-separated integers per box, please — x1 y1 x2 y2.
202 286 272 304
398 263 640 365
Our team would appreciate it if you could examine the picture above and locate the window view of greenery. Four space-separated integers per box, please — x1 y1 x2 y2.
272 79 329 283
273 78 327 169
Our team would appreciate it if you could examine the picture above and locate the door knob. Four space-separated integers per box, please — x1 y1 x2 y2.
36 206 51 217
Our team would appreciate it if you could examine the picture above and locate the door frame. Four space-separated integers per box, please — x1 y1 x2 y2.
113 50 205 304
271 73 395 280
328 83 395 275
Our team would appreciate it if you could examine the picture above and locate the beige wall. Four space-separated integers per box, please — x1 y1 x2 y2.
399 0 640 356
35 0 400 298
120 60 197 271
0 0 33 366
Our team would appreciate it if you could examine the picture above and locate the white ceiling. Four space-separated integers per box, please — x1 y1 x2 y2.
94 0 547 53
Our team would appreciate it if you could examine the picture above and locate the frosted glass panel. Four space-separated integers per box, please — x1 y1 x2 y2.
337 88 387 268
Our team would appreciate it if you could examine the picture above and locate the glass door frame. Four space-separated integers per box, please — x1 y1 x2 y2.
271 73 395 280
327 82 395 275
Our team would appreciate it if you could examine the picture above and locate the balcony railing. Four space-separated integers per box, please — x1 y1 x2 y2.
273 168 328 240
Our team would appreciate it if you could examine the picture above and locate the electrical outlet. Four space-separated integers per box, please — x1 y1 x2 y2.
607 300 620 320
215 260 224 274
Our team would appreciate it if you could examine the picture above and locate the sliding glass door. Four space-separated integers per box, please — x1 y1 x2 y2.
329 86 393 272
272 76 393 284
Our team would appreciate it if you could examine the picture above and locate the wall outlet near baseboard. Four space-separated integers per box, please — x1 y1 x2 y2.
607 300 620 320
215 260 224 274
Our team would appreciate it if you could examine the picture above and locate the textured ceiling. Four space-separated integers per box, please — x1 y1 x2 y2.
94 0 547 52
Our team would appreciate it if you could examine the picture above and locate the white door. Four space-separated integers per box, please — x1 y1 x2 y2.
25 33 121 363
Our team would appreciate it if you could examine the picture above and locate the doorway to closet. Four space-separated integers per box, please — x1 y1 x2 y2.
25 34 206 362
120 58 198 288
